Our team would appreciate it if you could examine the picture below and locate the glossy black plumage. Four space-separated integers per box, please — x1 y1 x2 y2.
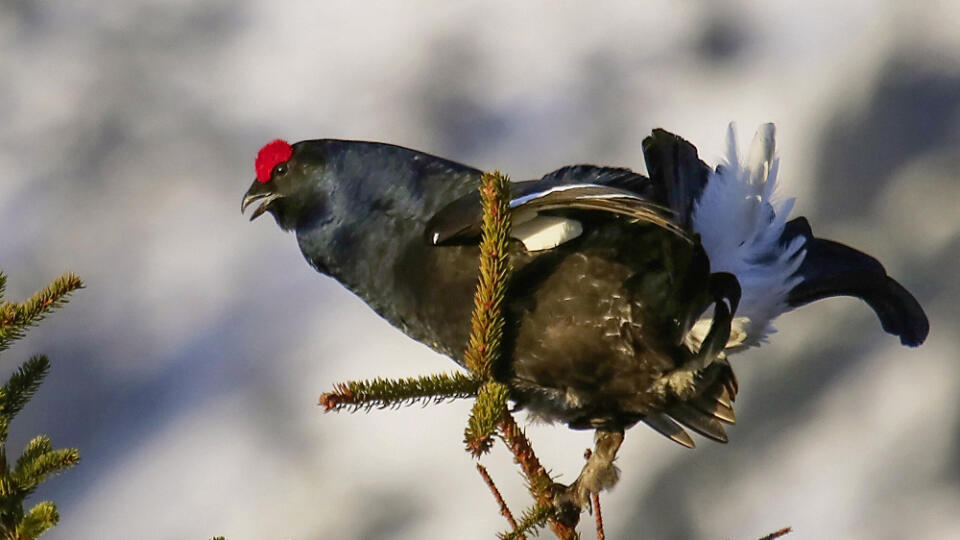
242 128 928 449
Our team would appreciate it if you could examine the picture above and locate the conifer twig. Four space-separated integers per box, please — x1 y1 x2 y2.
500 503 554 540
0 273 81 540
592 492 604 540
15 501 59 540
499 414 580 539
498 415 553 499
476 463 521 537
757 527 792 540
0 356 52 442
462 170 513 455
319 372 480 412
462 171 512 380
462 171 580 539
0 272 84 353
464 381 509 456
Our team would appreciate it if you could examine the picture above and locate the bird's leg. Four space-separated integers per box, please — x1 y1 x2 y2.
556 428 624 517
661 271 740 398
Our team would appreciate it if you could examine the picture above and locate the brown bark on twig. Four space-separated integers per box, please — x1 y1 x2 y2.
476 463 522 538
499 415 580 539
592 492 604 540
757 527 792 540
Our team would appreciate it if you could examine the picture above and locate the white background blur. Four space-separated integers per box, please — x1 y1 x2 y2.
2 1 959 539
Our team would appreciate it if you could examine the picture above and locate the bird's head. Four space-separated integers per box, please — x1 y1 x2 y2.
242 139 337 231
242 135 481 291
243 137 483 235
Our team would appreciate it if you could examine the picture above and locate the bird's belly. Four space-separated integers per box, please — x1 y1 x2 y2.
505 249 690 429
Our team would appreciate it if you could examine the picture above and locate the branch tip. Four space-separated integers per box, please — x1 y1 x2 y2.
758 527 792 540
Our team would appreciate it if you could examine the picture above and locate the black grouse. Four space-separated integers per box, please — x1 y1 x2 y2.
242 124 928 506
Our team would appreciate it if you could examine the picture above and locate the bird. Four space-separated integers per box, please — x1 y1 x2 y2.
242 124 928 509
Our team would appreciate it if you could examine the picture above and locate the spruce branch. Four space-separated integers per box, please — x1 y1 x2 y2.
461 172 580 539
319 372 480 412
499 414 580 540
13 438 53 479
0 268 81 540
498 415 554 500
464 382 509 456
0 357 51 444
463 171 512 380
462 171 514 456
591 492 604 540
0 355 78 539
14 501 58 540
500 503 554 540
476 464 521 536
757 527 792 540
0 273 83 353
11 448 80 493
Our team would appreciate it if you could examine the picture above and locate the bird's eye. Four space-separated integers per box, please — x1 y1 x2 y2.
273 163 288 178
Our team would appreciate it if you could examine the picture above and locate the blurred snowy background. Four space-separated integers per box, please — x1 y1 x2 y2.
2 1 959 538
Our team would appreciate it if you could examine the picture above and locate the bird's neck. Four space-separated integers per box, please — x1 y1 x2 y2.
295 169 482 358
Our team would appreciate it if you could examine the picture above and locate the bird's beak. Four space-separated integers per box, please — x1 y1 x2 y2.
242 180 281 221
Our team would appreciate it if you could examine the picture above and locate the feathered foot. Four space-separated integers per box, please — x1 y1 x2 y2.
555 429 624 521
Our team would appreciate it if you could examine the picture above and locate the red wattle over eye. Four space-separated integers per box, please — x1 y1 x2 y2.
255 139 293 183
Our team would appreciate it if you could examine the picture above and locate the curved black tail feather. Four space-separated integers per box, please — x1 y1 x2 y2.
782 217 929 347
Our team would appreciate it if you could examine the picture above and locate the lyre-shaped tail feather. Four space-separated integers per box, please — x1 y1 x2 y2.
781 217 929 346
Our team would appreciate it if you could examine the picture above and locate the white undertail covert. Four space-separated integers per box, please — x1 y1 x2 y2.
690 123 807 350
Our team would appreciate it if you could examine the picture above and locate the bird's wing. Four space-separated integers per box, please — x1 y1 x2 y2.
425 166 691 251
641 128 713 229
781 217 929 346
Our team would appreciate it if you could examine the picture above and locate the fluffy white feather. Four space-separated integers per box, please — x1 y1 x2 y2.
690 123 807 348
